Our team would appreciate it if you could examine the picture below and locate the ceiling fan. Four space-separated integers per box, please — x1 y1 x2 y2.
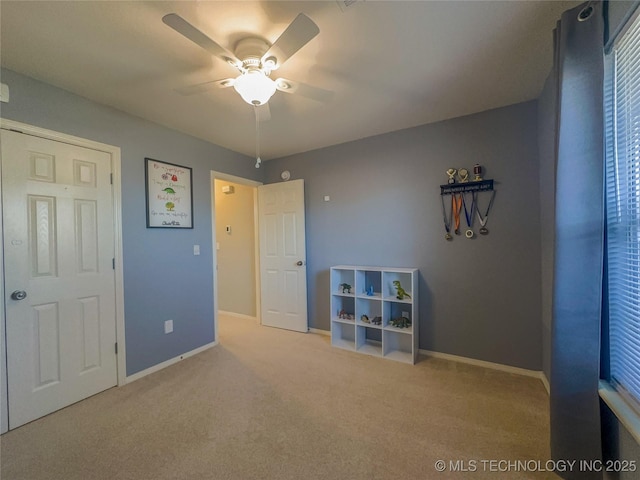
162 12 322 112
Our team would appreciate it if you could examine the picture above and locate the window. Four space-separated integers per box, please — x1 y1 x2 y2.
605 11 640 409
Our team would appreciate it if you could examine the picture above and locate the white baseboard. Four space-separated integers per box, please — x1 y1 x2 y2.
218 310 257 322
420 349 547 387
309 327 330 337
540 373 550 395
126 341 217 384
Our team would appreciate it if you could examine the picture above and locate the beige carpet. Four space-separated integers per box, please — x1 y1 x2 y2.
0 314 558 480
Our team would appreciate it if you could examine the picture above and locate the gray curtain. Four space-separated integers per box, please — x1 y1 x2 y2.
550 2 605 479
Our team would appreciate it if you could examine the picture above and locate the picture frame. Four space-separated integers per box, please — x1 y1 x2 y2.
145 157 193 228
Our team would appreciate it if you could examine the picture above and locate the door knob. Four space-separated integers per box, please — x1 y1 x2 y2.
11 290 27 301
296 260 304 266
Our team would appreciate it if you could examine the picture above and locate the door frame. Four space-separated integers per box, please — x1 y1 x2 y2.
210 170 262 338
0 119 127 394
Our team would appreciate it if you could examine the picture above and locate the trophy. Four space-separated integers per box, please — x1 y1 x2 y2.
446 168 457 184
473 164 483 181
458 168 469 183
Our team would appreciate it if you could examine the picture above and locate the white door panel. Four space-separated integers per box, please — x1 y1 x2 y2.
2 130 117 429
258 180 307 332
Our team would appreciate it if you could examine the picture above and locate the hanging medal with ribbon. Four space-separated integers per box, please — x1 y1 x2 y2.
476 190 496 235
440 194 453 240
452 194 463 235
462 192 476 238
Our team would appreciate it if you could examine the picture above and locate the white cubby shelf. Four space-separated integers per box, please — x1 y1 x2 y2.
330 265 419 364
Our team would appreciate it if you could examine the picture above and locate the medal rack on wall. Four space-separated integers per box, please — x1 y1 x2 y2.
438 173 496 239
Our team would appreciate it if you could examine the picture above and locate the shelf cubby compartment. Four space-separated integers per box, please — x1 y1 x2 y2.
331 294 355 323
332 321 356 351
355 297 382 328
382 270 414 303
356 325 382 357
383 329 414 363
383 300 413 334
332 268 356 296
355 269 382 298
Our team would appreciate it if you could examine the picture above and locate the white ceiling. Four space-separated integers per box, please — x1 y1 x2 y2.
1 1 577 160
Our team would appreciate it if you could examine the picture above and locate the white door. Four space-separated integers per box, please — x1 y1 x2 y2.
2 129 118 429
258 179 308 332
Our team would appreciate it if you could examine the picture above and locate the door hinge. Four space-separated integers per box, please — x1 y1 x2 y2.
112 258 115 270
115 342 118 355
110 173 113 185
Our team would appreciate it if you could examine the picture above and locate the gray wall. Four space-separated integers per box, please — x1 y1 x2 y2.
264 101 542 370
0 68 262 376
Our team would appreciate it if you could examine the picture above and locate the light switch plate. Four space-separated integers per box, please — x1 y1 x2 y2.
193 244 200 256
0 83 9 103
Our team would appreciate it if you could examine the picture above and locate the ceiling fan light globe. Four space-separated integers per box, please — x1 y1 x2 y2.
234 71 276 106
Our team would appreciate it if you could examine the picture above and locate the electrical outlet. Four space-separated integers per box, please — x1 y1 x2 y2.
164 319 173 334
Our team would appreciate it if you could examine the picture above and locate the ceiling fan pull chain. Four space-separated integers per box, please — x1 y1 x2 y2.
255 106 261 168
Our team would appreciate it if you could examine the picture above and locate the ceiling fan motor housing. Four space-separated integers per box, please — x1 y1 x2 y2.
235 37 271 71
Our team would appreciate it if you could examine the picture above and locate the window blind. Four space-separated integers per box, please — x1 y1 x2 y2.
606 12 640 407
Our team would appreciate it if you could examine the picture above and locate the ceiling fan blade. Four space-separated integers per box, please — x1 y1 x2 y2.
261 14 319 70
275 78 333 103
174 78 235 96
255 103 271 122
162 13 241 67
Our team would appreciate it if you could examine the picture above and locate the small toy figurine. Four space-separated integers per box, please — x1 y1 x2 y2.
366 285 374 296
390 317 412 329
339 283 352 294
338 309 354 320
361 314 370 324
371 316 382 325
392 280 411 300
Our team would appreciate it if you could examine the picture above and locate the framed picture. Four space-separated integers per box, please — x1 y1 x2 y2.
145 158 193 228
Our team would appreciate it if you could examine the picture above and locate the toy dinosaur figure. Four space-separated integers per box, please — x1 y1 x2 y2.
390 317 412 329
339 283 352 294
393 280 411 300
